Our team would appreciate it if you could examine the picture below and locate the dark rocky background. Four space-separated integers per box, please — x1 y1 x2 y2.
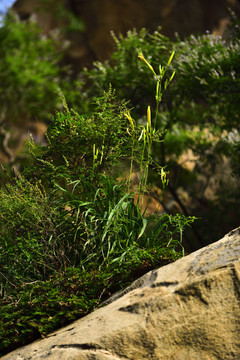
12 0 240 70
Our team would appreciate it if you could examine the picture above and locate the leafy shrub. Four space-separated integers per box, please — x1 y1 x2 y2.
0 179 59 283
25 89 132 186
84 28 173 116
0 54 196 356
0 250 179 356
84 24 240 246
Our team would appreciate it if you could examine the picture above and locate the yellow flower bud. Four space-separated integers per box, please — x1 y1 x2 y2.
138 52 154 73
124 112 134 129
147 106 151 129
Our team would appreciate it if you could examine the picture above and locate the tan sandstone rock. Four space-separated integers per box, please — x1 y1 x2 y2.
2 227 240 360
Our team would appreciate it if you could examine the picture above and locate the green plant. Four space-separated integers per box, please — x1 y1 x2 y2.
83 24 240 247
0 174 193 355
0 178 67 284
24 88 132 189
0 249 180 357
0 51 196 356
22 72 194 268
84 28 173 116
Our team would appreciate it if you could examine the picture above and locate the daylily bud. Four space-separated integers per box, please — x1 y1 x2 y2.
138 52 154 73
124 112 134 129
167 50 175 67
147 106 151 129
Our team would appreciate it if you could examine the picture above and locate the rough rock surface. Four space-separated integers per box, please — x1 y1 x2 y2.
2 227 240 360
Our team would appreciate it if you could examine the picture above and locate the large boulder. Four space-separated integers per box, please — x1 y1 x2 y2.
2 227 240 359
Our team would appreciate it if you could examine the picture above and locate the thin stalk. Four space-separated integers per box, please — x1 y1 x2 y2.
137 134 147 207
128 145 134 193
154 100 160 129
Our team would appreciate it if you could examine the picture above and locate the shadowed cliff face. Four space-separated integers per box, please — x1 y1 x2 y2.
12 0 240 69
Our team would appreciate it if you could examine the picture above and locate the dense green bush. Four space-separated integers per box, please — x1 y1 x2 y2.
0 250 179 356
25 89 132 186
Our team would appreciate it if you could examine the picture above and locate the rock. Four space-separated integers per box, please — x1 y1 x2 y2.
2 227 240 360
12 0 240 70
